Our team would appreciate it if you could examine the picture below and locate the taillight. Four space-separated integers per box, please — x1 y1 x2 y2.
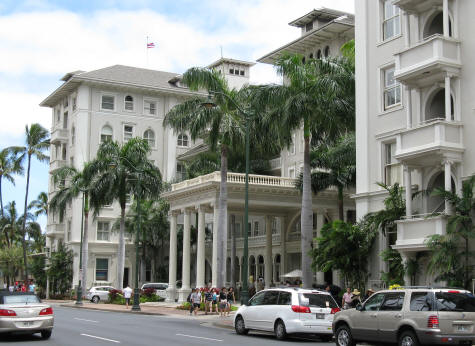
331 307 341 314
427 315 439 328
0 309 17 316
291 305 311 313
39 307 53 316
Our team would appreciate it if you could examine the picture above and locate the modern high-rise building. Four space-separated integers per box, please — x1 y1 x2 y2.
355 0 470 285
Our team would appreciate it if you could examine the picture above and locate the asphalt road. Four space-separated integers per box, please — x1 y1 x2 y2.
0 305 335 346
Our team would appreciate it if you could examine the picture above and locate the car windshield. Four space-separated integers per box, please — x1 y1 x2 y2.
3 295 40 304
435 292 475 312
299 293 338 308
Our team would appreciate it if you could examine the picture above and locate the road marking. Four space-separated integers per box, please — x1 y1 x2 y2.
74 318 99 323
80 334 120 343
176 333 223 342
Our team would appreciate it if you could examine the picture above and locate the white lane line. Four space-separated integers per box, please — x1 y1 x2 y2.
80 334 120 343
74 317 99 323
176 333 223 342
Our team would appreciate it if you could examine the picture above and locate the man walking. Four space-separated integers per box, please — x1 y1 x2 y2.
123 285 133 309
204 288 213 315
190 288 202 316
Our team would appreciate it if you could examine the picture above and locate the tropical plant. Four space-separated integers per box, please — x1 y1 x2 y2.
28 191 48 217
47 242 73 295
311 219 377 291
0 245 23 286
296 133 356 220
0 148 23 215
1 201 22 248
249 52 355 287
379 248 404 286
89 138 162 289
426 234 465 287
426 175 475 288
9 123 50 283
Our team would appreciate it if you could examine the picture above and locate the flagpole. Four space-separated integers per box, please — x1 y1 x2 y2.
146 36 149 67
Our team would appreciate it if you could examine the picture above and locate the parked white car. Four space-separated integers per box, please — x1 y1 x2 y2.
141 283 168 299
86 286 115 304
234 287 340 341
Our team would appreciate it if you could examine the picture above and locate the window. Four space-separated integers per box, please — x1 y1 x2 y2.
380 292 405 311
70 156 74 168
176 163 185 181
382 0 401 40
410 292 434 311
124 95 134 111
71 126 75 145
97 221 110 241
249 291 265 306
289 168 295 179
363 293 385 311
56 109 61 124
63 98 69 108
305 22 313 32
143 129 155 148
177 133 189 147
67 220 72 242
95 258 109 281
277 291 292 305
72 96 77 111
384 142 402 185
54 143 60 159
289 135 295 154
254 221 259 236
101 125 113 143
229 68 234 74
324 45 330 57
316 49 322 59
144 100 156 115
63 112 68 129
309 53 313 59
62 144 67 160
240 70 245 76
262 291 279 305
101 95 115 110
300 293 338 308
435 292 475 312
383 67 401 109
272 218 278 234
248 222 251 237
123 125 134 142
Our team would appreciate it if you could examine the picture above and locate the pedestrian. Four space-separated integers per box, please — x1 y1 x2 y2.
342 287 353 309
212 288 218 314
29 280 35 293
363 288 375 302
219 287 227 317
190 288 202 316
350 289 362 308
8 284 13 292
123 285 133 309
188 288 195 315
226 287 236 317
21 284 26 292
204 288 213 315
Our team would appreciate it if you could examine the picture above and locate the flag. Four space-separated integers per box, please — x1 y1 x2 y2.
147 42 155 49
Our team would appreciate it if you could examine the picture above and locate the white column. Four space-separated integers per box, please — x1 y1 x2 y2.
265 216 272 288
178 209 191 302
166 212 178 302
315 212 325 284
212 205 218 287
404 11 410 47
444 160 453 214
281 217 286 282
406 86 412 128
196 206 206 288
400 252 414 286
445 75 452 121
404 166 412 218
443 0 450 38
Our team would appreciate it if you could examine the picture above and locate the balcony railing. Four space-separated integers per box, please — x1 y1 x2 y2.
47 223 65 237
50 159 68 171
394 35 461 87
226 234 281 248
269 157 282 170
394 214 447 250
171 171 296 192
51 127 69 143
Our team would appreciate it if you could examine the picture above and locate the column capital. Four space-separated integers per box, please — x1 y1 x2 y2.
195 204 212 213
169 210 180 217
441 159 454 166
181 207 194 215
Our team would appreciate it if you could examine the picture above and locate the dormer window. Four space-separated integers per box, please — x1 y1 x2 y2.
305 22 313 32
124 95 134 111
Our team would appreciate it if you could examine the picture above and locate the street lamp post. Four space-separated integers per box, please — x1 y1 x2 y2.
76 192 85 305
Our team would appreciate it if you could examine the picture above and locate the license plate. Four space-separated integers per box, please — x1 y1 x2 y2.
23 322 34 327
316 313 325 319
456 325 470 332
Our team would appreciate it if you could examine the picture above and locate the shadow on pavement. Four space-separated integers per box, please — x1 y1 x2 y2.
0 333 46 342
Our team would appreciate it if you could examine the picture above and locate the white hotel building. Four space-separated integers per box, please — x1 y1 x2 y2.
355 0 474 285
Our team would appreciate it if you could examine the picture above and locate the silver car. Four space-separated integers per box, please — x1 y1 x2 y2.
86 286 115 303
0 292 54 339
141 283 168 299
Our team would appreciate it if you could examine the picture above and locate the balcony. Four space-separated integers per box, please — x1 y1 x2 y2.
269 157 281 171
394 214 447 252
50 159 68 171
47 223 65 237
395 120 463 165
50 127 69 143
227 234 281 248
394 35 461 87
392 0 443 13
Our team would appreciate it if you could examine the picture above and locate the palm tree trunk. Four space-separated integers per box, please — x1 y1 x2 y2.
21 154 32 283
216 144 228 288
117 205 126 290
81 194 89 295
0 175 4 217
301 122 313 288
465 236 469 289
338 186 344 221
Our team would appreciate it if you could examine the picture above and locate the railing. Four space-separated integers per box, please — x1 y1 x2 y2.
50 127 69 142
171 171 296 191
227 233 281 248
269 157 281 170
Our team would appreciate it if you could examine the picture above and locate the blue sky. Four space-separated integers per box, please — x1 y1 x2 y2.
0 0 355 231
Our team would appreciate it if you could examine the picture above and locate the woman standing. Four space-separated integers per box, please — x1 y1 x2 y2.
226 287 236 317
218 287 228 317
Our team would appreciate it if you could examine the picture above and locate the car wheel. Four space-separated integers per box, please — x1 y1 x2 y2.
335 325 356 346
399 330 420 346
41 330 52 339
274 320 287 340
234 316 249 335
92 295 100 304
320 334 333 342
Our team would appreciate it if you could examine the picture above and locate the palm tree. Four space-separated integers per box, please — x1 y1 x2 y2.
28 192 48 217
297 133 356 220
250 53 355 288
89 138 162 289
49 163 97 294
0 148 23 216
10 123 49 283
1 201 22 249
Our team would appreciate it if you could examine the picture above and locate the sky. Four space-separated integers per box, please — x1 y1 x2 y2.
0 0 355 230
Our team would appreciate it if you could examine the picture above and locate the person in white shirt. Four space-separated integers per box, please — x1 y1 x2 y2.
123 286 133 309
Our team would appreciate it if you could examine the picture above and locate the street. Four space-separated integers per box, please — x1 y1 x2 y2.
0 305 335 345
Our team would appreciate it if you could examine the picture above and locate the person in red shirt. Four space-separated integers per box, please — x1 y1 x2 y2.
21 284 26 292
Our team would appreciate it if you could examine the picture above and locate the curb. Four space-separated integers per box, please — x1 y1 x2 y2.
210 321 234 330
60 304 164 316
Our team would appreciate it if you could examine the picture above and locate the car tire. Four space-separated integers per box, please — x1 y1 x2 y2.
41 330 52 339
234 316 249 335
398 330 420 346
320 334 333 342
335 325 356 346
92 296 100 304
274 320 287 340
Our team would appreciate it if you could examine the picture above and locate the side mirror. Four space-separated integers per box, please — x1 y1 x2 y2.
356 303 363 311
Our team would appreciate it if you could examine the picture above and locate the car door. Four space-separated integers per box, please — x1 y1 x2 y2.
351 292 385 342
259 291 280 331
244 291 265 329
378 292 405 343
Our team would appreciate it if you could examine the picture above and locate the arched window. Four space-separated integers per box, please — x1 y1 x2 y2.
100 125 113 143
424 12 452 39
124 95 134 111
324 46 330 57
143 129 155 148
316 49 322 59
309 53 313 59
177 133 189 147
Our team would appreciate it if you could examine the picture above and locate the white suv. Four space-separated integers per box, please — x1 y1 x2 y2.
234 288 340 341
86 286 115 303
